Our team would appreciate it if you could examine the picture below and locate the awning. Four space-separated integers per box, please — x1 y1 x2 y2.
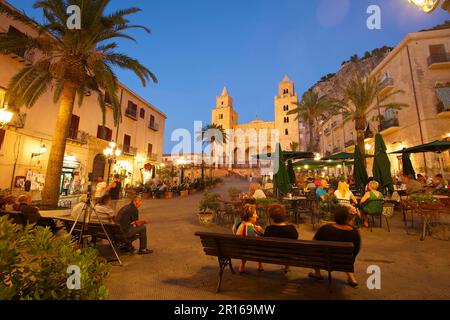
436 87 450 110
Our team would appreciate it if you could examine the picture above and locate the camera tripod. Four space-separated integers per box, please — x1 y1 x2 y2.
70 194 123 266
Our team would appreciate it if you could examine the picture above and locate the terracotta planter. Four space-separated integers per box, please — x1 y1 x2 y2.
180 190 189 197
198 212 214 224
164 192 173 199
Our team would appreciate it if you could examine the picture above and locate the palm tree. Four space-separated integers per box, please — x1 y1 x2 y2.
0 0 157 207
288 90 341 153
341 73 407 156
197 123 228 181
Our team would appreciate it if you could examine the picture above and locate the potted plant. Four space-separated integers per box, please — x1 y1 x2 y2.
198 192 222 224
180 182 190 197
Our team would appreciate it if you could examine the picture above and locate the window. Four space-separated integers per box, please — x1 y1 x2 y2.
283 89 289 95
285 129 289 136
7 26 27 58
149 115 155 128
0 128 5 150
219 114 224 120
68 115 80 139
123 134 131 153
97 125 112 141
126 101 138 119
104 92 112 105
140 108 145 119
284 117 289 123
148 143 153 158
429 44 446 56
283 105 289 112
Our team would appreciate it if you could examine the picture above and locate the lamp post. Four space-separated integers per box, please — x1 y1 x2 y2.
407 0 450 13
103 141 122 184
176 157 187 185
0 105 14 128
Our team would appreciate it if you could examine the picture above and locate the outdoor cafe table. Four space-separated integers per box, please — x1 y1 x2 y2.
282 196 308 224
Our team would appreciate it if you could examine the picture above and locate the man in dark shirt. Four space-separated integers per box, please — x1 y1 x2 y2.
116 196 152 255
17 195 58 233
108 174 122 210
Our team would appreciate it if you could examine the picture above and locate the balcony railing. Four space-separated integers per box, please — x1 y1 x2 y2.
147 153 158 161
324 128 331 135
437 101 450 114
67 129 89 145
331 121 338 129
378 117 400 132
9 49 35 66
148 122 159 131
333 147 341 154
428 53 450 67
125 107 137 120
122 145 137 156
345 139 355 148
8 112 27 129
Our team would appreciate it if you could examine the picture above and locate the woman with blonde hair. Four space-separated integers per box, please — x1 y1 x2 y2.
360 180 384 228
235 204 264 274
334 177 358 207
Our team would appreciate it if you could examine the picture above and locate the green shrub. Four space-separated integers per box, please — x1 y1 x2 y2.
0 216 110 300
199 193 222 213
228 187 242 201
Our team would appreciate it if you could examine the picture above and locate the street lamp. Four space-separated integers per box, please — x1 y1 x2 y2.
103 142 122 183
0 106 14 128
407 0 450 13
31 144 47 158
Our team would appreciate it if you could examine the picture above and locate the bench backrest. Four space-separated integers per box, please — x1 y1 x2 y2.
55 217 129 244
0 210 26 226
195 232 355 273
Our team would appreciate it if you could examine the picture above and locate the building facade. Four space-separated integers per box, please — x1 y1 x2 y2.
211 76 303 167
316 28 450 177
0 7 166 194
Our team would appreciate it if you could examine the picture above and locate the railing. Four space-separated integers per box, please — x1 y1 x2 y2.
378 117 400 132
125 107 137 120
122 145 137 156
428 53 450 66
8 112 27 129
331 121 338 129
148 122 159 131
333 147 341 154
324 128 331 135
437 101 450 114
147 153 158 161
345 140 355 148
67 129 89 145
9 49 35 65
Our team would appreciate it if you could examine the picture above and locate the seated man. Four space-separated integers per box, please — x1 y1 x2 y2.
433 174 448 191
115 196 152 255
315 180 328 202
402 174 424 195
93 194 115 224
17 195 58 233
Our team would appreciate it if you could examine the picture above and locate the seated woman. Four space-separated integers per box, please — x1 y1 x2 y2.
235 204 264 274
309 205 361 288
315 180 328 201
264 204 299 273
360 180 384 228
93 194 115 224
334 179 358 207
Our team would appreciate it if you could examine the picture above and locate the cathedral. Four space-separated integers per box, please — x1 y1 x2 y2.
211 76 303 166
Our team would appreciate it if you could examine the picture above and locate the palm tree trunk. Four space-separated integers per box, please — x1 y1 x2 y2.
308 119 314 152
41 82 77 207
356 130 366 156
314 120 321 153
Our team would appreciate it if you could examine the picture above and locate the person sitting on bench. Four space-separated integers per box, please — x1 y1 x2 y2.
93 194 115 224
264 204 299 273
309 205 361 288
116 196 152 255
17 195 58 233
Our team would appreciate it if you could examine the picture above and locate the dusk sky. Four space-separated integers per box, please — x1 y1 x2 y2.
10 0 449 153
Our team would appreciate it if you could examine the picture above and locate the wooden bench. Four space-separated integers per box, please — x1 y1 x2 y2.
195 232 355 293
0 210 26 226
55 217 133 249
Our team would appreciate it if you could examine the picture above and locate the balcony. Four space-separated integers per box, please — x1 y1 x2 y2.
343 111 352 122
67 129 89 145
380 76 394 95
147 153 158 161
345 139 355 148
437 101 450 118
378 117 400 135
331 121 338 129
428 53 450 69
122 145 137 156
324 128 331 136
8 49 35 66
8 112 27 129
148 122 159 131
325 151 331 157
125 107 137 120
333 147 341 154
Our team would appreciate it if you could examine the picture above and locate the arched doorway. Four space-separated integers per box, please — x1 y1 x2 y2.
92 154 106 181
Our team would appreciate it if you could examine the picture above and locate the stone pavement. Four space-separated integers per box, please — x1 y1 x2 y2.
106 177 450 300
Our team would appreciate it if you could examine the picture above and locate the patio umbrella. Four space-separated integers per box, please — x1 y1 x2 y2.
152 166 156 179
273 144 290 197
372 133 394 194
293 159 352 169
180 166 185 184
287 160 296 184
402 152 416 178
353 145 369 193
